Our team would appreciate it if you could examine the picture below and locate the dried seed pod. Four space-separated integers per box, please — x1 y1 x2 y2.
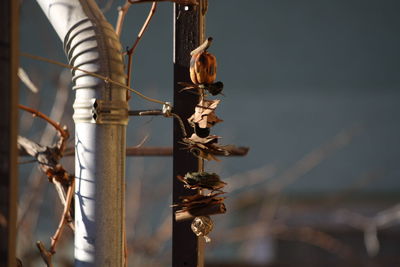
190 51 217 85
206 81 224 96
191 216 214 242
194 123 210 138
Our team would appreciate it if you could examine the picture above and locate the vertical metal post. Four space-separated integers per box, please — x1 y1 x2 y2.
0 0 18 266
35 1 127 265
173 1 206 266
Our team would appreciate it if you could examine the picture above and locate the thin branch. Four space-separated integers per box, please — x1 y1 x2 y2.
115 1 131 37
36 241 54 267
256 126 362 240
220 222 354 259
266 125 362 194
335 204 400 257
273 226 355 259
126 2 157 87
18 73 70 236
50 179 75 253
19 104 69 140
17 135 73 194
17 104 74 241
101 0 115 13
18 67 39 93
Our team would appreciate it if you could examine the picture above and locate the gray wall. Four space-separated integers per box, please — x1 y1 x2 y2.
20 0 400 200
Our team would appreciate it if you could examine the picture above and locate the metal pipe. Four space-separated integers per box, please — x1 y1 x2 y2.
36 0 127 265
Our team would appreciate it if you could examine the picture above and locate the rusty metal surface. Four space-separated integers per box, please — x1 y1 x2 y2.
173 2 205 266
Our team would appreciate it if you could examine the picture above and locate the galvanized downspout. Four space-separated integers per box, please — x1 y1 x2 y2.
36 0 127 265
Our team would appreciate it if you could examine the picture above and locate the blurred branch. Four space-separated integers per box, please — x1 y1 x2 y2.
128 214 172 256
18 67 39 93
274 225 355 259
257 125 363 226
220 222 355 259
17 72 71 256
267 125 362 194
17 135 74 223
224 163 277 192
115 1 131 37
19 104 69 150
17 74 73 261
100 0 115 13
17 136 71 186
322 169 385 207
335 204 400 257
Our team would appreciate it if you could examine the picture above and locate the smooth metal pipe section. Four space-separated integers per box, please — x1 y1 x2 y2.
75 124 125 265
36 0 127 265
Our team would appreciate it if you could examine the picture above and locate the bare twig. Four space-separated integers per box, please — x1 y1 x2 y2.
126 2 157 87
335 204 400 257
115 1 131 37
224 163 277 192
17 135 74 233
18 104 74 265
36 241 54 267
220 222 354 259
274 226 355 259
50 179 75 253
19 104 69 148
17 136 71 186
18 67 39 93
322 169 385 207
35 181 74 266
18 71 70 236
100 0 115 13
18 74 71 257
266 125 362 194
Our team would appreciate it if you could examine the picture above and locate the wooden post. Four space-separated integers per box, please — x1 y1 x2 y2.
0 0 19 266
173 1 207 266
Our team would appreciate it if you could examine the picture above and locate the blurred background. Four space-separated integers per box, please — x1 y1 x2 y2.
18 0 400 266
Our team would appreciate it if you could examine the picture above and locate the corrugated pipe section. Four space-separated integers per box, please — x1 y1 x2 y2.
36 0 128 265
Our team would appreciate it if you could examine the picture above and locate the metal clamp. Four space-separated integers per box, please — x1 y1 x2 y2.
73 98 129 125
162 102 172 117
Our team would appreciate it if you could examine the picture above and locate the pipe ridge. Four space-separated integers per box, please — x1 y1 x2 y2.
63 12 125 99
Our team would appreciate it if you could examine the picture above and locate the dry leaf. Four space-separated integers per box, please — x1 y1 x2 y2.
175 192 226 212
177 172 227 191
188 99 223 129
188 133 219 144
